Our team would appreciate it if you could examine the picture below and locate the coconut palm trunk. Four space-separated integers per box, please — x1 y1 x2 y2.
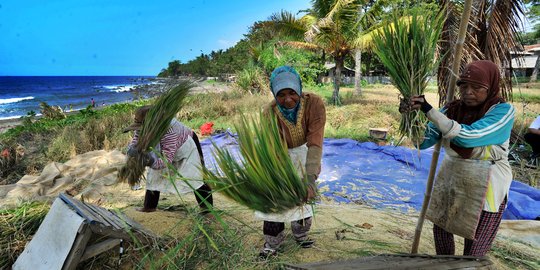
410 0 474 254
333 57 344 105
354 4 363 95
354 49 362 95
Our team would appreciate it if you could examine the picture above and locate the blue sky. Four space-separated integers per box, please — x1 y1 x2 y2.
0 0 311 76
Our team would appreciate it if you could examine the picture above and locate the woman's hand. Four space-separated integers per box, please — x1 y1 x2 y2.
305 174 318 202
306 184 317 202
127 147 155 166
410 95 432 113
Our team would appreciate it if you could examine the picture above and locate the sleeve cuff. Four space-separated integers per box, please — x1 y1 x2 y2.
426 109 461 139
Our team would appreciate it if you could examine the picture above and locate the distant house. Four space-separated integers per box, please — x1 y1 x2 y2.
319 63 356 84
510 44 540 77
318 63 391 85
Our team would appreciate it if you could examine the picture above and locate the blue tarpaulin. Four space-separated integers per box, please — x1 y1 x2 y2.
201 132 540 220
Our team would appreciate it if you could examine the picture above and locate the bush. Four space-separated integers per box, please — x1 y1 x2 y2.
234 65 269 94
39 102 65 120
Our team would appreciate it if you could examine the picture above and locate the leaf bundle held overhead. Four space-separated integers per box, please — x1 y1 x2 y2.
203 113 309 213
118 81 193 186
372 10 444 144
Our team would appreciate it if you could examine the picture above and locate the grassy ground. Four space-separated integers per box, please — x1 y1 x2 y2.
2 192 538 270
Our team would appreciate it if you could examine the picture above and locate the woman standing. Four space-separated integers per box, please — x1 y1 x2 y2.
257 66 326 258
411 60 515 256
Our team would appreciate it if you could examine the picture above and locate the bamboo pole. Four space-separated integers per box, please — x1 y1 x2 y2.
411 0 474 254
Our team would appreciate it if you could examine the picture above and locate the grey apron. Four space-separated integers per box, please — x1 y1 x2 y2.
426 155 492 239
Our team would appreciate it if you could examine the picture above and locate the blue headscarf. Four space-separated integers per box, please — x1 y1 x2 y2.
269 66 302 123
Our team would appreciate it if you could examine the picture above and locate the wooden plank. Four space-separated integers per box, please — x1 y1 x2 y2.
60 193 158 249
115 212 159 243
79 238 122 262
62 225 92 270
59 193 101 224
96 207 129 229
85 203 124 230
82 203 116 228
88 223 134 241
13 198 87 270
435 258 494 270
284 254 494 270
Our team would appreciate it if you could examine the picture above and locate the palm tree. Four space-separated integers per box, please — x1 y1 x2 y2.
268 0 419 105
437 0 526 104
266 0 364 105
352 0 399 95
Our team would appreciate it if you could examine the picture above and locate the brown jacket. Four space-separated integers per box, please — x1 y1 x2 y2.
264 92 326 178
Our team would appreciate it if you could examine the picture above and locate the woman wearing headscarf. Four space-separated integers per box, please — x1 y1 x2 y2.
256 66 326 258
410 60 515 256
124 105 213 214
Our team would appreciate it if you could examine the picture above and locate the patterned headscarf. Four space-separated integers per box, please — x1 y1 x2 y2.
269 66 303 123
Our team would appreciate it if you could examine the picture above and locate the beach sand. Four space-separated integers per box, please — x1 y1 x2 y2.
0 118 22 134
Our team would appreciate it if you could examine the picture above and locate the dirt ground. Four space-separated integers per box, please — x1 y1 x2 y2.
118 188 539 269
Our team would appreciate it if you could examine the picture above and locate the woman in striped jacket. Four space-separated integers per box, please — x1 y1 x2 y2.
124 106 213 214
410 60 515 257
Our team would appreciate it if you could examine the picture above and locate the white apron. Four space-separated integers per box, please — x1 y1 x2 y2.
254 144 314 222
146 136 204 194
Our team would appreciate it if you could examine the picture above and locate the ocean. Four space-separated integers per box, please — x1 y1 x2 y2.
0 76 155 120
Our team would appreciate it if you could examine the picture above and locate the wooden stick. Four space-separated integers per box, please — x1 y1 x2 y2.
411 0 474 254
79 238 122 262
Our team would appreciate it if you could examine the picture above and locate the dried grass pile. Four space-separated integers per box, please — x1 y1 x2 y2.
118 81 193 186
0 202 49 268
203 113 309 213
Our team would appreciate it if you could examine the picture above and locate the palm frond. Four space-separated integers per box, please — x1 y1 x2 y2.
306 0 358 42
268 10 307 40
276 41 320 51
437 0 525 105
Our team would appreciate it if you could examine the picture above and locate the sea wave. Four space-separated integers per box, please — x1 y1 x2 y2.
103 85 135 93
0 113 42 121
0 96 34 105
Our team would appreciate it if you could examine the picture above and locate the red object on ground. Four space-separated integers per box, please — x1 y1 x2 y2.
200 122 214 136
1 149 10 159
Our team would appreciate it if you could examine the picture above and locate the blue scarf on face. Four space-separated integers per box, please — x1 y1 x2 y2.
277 101 300 124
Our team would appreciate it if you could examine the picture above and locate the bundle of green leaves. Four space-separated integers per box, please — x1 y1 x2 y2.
118 81 192 186
372 10 444 144
203 113 309 213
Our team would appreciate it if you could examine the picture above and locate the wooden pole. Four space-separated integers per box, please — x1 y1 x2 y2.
411 0 474 254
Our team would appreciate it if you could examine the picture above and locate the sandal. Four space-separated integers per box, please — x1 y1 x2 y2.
258 247 277 259
296 238 315 248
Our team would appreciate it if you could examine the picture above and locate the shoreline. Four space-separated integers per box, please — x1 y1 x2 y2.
0 117 23 134
0 80 233 135
0 106 104 135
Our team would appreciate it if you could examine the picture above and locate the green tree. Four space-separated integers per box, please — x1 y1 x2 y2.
167 60 182 77
267 0 419 105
